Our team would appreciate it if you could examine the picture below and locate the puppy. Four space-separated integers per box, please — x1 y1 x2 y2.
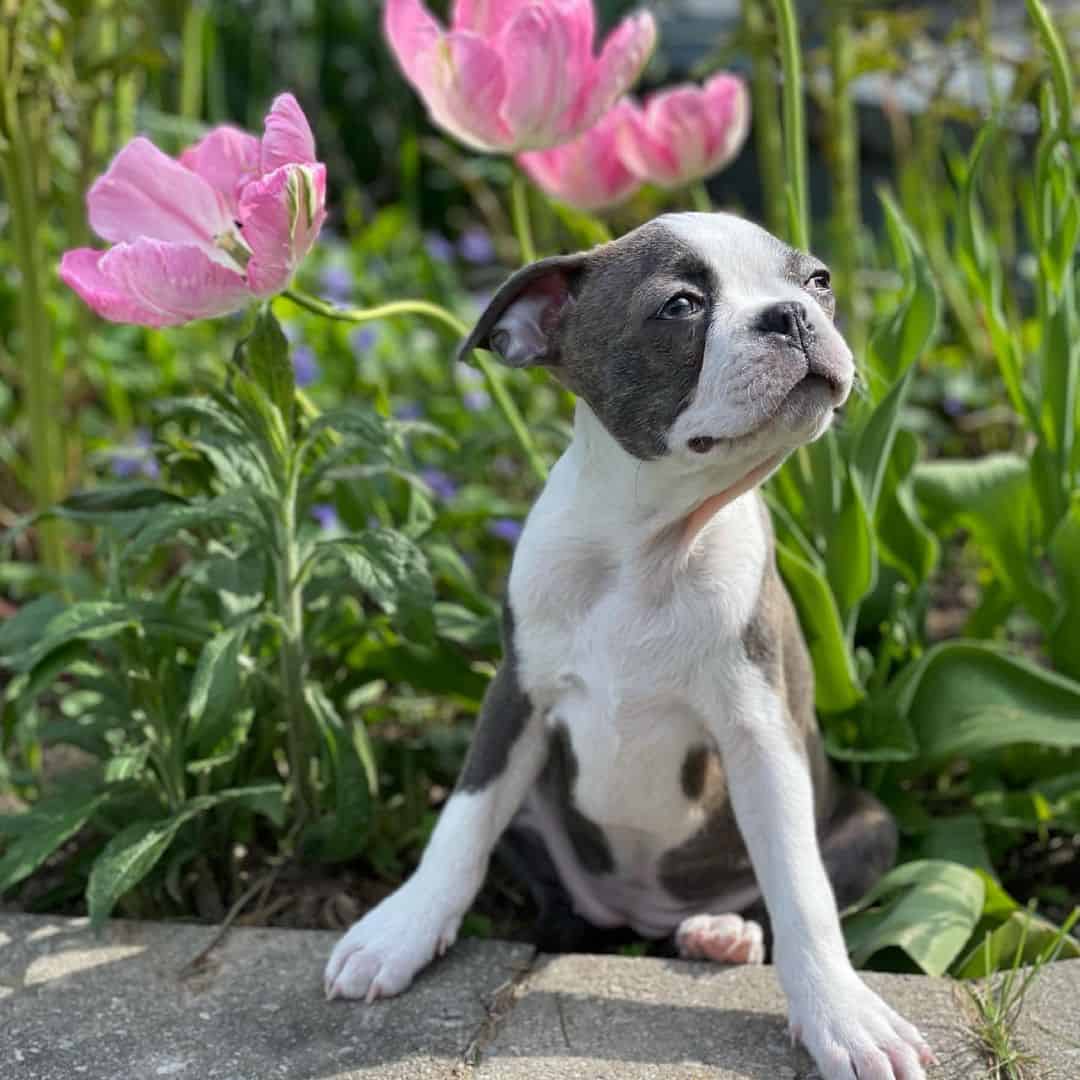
326 213 934 1080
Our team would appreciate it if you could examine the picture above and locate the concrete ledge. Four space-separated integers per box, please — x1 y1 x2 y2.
2 913 1078 1079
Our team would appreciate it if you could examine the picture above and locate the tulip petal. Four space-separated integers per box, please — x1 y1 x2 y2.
61 241 250 327
574 11 655 135
518 100 639 211
385 0 444 86
417 32 512 152
260 93 318 173
88 137 234 255
498 6 576 148
179 126 261 213
703 74 751 168
451 0 521 37
239 163 327 296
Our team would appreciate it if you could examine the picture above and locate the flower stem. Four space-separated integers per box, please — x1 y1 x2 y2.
511 171 537 264
690 182 712 213
770 0 810 250
744 0 787 238
280 289 548 484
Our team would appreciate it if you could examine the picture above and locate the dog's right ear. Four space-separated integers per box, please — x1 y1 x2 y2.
456 253 586 369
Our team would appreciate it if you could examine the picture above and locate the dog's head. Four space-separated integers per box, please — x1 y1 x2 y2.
460 212 853 479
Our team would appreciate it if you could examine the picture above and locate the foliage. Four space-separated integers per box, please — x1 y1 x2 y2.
0 0 1078 979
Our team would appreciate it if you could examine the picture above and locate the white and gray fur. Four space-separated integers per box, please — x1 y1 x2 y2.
325 214 934 1080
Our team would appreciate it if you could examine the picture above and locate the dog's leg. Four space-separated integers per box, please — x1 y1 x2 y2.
325 609 545 1002
710 691 934 1080
675 913 765 965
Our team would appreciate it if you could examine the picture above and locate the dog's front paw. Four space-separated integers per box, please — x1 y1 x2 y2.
324 882 462 1003
788 969 934 1080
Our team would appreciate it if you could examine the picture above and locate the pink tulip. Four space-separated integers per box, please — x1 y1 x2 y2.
617 73 749 188
517 100 640 210
385 0 656 153
60 93 326 327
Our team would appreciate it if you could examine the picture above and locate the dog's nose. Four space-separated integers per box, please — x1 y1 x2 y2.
755 301 809 346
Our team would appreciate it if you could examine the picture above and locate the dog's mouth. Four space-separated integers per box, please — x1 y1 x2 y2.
686 370 847 456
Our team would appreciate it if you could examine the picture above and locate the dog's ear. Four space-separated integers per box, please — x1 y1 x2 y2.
457 253 586 368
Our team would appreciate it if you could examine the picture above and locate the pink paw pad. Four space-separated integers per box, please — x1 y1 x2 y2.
675 913 765 965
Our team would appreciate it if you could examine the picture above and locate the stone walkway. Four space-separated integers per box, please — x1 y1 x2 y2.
2 913 1078 1079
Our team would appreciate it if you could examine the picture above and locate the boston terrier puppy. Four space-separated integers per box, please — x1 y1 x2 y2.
326 213 934 1080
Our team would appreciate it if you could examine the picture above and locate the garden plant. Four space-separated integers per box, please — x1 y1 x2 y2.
1 0 1079 1001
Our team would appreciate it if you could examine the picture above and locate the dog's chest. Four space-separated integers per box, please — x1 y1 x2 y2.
509 494 766 843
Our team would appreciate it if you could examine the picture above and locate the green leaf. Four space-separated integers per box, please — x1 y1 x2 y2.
0 595 66 657
302 683 374 862
313 530 434 641
883 640 1080 762
305 404 392 452
86 785 284 926
1049 492 1080 680
914 455 1056 628
0 788 106 895
6 602 140 674
124 492 264 562
874 430 939 588
842 859 986 975
775 541 864 713
186 622 249 734
245 306 294 430
954 909 1080 979
824 467 876 624
56 485 185 519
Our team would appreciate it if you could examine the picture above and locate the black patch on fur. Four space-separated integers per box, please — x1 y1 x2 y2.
680 745 711 801
456 603 532 792
741 598 780 685
539 724 615 875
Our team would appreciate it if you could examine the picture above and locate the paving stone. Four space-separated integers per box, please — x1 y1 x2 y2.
0 913 533 1080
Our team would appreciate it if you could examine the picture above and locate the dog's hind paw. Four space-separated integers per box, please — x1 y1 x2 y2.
324 881 461 1003
675 913 765 965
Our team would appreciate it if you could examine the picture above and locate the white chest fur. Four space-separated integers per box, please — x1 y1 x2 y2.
507 424 769 849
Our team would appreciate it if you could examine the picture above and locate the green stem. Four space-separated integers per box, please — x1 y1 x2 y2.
281 289 548 483
690 182 712 213
1 99 67 577
277 461 314 825
179 2 206 121
744 0 787 238
511 170 537 263
826 1 862 349
770 0 810 250
1025 0 1073 137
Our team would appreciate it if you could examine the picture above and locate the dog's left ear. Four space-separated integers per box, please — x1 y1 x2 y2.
457 253 587 369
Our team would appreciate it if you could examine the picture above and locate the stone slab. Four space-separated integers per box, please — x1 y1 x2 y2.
479 952 1080 1080
0 913 533 1080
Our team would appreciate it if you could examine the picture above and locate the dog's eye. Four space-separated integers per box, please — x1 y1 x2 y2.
656 293 701 320
805 269 831 292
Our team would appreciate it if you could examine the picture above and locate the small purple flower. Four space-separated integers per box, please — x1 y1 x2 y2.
320 264 353 303
424 232 455 264
420 468 458 501
464 389 491 412
395 401 423 420
111 428 159 480
459 226 496 265
488 518 522 544
350 326 379 355
292 345 320 388
310 503 340 532
942 396 967 418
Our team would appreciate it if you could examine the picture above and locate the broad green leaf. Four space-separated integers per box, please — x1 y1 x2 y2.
245 307 294 430
55 485 185 519
822 696 918 763
155 395 247 439
231 371 290 478
0 594 66 657
6 602 140 674
912 816 994 875
186 622 249 734
434 603 501 650
842 859 985 975
0 788 106 895
883 641 1080 762
1049 491 1080 682
313 530 435 641
124 492 263 562
874 430 938 587
186 708 255 774
824 467 876 624
954 909 1080 979
86 785 284 925
306 404 392 453
775 541 863 713
302 683 374 862
913 455 1056 628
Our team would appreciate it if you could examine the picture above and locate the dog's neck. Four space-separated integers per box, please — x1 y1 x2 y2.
561 403 779 557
